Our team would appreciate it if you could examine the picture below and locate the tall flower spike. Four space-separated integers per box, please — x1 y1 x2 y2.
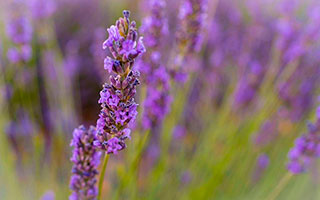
70 126 101 200
177 0 208 54
173 0 208 81
287 106 320 174
94 10 145 154
5 0 33 64
138 0 172 129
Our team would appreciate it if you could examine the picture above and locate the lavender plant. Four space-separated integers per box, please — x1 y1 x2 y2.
172 0 208 81
176 0 208 56
70 126 101 200
138 0 171 130
287 107 320 174
93 10 145 154
6 13 32 64
68 10 145 200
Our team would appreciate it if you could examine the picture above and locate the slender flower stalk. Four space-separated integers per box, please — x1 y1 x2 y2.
97 153 109 200
93 10 145 154
138 0 172 129
69 125 101 200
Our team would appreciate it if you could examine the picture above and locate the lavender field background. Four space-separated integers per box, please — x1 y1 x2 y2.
1 0 320 199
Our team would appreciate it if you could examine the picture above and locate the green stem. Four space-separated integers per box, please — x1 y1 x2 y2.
98 153 110 200
265 172 293 200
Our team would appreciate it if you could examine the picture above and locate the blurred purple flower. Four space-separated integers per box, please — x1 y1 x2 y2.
287 106 320 174
40 190 55 200
257 154 270 169
233 61 264 110
173 125 186 140
252 154 270 183
5 10 33 64
253 120 277 148
70 125 101 200
171 0 208 82
176 0 208 53
137 0 172 130
6 17 32 44
28 0 56 19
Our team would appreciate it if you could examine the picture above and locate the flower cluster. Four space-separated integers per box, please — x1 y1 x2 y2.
6 13 33 64
138 0 172 129
94 10 145 154
172 0 208 81
70 125 101 200
287 107 320 174
176 0 208 55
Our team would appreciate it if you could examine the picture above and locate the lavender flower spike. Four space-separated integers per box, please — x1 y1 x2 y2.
70 125 101 200
6 16 33 63
173 0 208 81
94 10 146 154
138 0 172 129
177 0 208 55
287 106 320 174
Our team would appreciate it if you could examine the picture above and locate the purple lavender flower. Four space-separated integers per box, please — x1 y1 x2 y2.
137 0 172 129
40 191 55 200
94 10 145 154
6 15 33 63
176 0 208 55
252 154 270 183
28 0 56 20
287 106 320 174
253 119 278 148
70 125 101 200
6 17 32 44
172 0 208 81
257 154 270 169
63 40 80 79
233 61 264 110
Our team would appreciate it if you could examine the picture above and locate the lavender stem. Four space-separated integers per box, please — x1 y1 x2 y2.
97 153 110 200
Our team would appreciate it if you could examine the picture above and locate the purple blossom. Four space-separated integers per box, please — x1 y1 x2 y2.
7 48 20 63
5 12 33 63
105 137 123 154
287 106 320 174
63 40 80 79
103 25 122 48
173 125 186 140
7 45 32 63
28 0 56 19
6 17 32 44
103 57 113 73
94 10 145 154
172 0 208 81
257 154 270 169
233 61 264 110
70 126 101 200
252 154 270 183
40 191 55 200
253 120 277 147
138 0 172 130
176 0 208 54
